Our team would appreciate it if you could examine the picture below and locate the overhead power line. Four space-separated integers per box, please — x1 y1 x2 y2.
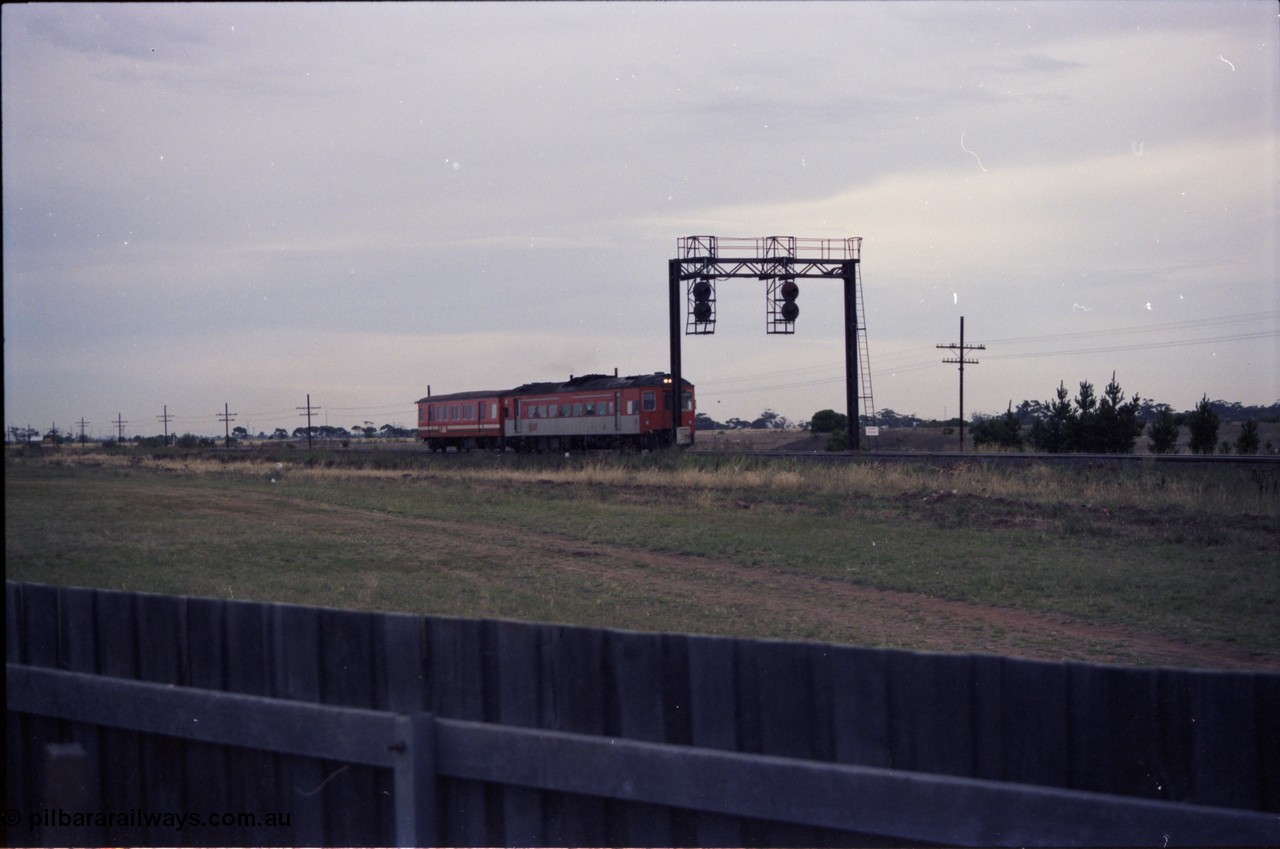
695 311 1276 401
976 310 1279 348
982 330 1275 361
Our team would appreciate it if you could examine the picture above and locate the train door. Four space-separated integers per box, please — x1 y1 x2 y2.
513 399 521 433
640 389 657 433
614 391 621 431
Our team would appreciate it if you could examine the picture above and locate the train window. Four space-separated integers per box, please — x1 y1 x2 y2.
683 391 693 411
573 403 584 416
490 403 498 419
584 403 595 416
626 400 636 415
642 391 656 412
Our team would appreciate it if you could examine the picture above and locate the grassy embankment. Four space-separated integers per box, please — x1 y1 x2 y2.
6 448 1278 666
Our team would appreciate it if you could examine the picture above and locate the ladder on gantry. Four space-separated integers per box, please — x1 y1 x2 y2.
853 260 878 450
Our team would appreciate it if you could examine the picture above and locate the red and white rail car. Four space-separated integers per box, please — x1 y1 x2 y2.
507 372 695 452
416 372 695 451
415 389 505 451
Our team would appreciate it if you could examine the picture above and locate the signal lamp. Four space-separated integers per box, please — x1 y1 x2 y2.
687 276 716 334
780 280 799 321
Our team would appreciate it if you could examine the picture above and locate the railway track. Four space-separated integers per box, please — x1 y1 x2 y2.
744 450 1280 467
215 442 1280 468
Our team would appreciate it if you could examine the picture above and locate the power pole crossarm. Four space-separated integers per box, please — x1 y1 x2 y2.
936 316 986 452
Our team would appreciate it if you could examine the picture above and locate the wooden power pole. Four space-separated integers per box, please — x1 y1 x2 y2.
296 394 320 450
937 316 985 452
217 403 237 448
157 406 173 446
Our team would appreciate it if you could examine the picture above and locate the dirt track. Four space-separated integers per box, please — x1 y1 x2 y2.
440 514 1278 671
258 485 1273 671
175 488 1280 671
9 468 1276 672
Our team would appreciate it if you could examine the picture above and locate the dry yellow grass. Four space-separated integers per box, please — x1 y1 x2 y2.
21 445 1278 519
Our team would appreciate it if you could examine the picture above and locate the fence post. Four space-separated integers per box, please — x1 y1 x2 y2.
41 742 103 846
392 712 437 848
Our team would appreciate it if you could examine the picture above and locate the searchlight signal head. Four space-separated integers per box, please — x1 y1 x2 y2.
687 276 716 334
767 277 799 334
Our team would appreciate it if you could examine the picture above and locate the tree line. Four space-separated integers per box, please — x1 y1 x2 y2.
8 422 417 446
966 375 1265 454
800 374 1274 455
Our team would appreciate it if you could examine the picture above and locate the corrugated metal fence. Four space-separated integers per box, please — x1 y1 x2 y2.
6 581 1279 846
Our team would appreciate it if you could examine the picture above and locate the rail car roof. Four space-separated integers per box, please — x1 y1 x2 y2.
510 373 691 395
414 389 508 404
416 373 691 404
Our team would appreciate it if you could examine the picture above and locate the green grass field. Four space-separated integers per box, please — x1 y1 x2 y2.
6 447 1279 669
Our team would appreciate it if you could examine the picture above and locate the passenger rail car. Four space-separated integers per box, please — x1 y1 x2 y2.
415 389 506 451
417 372 695 452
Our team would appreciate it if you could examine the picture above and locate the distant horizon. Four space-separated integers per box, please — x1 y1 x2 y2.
10 392 1277 444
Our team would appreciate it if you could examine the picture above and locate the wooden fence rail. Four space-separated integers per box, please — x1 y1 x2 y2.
9 663 1278 847
7 581 1280 846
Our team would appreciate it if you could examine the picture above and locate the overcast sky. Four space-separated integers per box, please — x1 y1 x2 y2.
4 1 1277 439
